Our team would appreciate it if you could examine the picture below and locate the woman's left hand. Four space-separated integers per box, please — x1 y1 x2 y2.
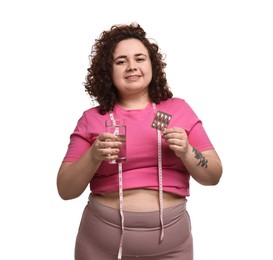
162 127 189 158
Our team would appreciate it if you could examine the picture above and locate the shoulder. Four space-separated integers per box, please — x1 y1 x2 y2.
82 105 100 117
74 105 107 133
75 105 101 126
159 97 198 120
159 97 190 109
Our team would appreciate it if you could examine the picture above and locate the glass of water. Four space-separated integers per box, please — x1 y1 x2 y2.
105 119 126 164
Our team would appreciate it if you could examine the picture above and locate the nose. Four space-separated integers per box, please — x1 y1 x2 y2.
126 60 137 72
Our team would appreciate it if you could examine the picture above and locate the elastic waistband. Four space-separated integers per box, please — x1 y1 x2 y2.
88 193 187 228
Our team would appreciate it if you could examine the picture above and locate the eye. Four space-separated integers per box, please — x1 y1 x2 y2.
136 57 145 62
135 55 147 62
115 59 126 65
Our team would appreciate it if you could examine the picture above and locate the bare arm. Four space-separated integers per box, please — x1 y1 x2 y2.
179 147 222 185
163 127 222 185
57 133 121 200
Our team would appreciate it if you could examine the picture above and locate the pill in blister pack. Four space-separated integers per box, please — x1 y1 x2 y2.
151 111 172 131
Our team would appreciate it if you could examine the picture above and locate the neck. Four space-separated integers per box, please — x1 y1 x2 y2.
118 95 150 110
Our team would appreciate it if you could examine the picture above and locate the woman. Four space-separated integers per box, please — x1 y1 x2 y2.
57 22 223 260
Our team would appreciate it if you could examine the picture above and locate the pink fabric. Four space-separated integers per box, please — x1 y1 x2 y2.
63 98 214 196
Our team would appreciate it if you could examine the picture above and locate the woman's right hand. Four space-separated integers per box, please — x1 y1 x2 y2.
92 133 121 162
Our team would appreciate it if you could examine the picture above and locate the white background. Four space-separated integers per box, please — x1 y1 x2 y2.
1 0 272 259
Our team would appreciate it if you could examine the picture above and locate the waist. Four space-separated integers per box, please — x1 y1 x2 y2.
92 188 186 212
86 194 187 228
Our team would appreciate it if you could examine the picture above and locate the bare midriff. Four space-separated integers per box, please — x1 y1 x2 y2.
92 188 186 212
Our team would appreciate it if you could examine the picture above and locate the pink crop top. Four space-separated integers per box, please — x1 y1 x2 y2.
63 98 214 196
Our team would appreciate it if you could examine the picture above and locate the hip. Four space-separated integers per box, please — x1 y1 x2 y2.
75 194 193 259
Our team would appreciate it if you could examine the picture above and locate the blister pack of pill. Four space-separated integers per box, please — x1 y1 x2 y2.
151 111 172 131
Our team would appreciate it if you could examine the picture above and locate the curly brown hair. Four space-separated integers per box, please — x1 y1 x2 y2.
84 22 173 115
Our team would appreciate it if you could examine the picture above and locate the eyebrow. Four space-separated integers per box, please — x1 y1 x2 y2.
113 53 147 62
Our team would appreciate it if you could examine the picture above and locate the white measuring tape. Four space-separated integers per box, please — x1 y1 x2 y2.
109 103 166 259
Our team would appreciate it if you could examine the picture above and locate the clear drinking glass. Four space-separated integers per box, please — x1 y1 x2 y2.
105 119 126 164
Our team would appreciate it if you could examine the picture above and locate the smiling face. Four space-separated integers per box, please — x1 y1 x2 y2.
112 38 153 101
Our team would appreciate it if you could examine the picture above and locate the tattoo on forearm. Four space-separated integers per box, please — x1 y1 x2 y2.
192 147 208 168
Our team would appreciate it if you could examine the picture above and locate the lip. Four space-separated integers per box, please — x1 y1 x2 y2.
125 75 141 80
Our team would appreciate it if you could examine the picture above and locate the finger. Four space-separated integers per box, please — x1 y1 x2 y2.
102 149 119 161
167 139 182 147
101 148 120 156
103 132 118 140
164 127 184 133
163 132 183 141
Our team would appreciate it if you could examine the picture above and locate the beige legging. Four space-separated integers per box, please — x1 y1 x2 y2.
75 194 193 260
